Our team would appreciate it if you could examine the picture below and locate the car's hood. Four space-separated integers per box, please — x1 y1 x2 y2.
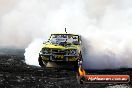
42 42 79 49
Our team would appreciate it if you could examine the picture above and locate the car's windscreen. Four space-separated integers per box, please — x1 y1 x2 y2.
49 34 79 45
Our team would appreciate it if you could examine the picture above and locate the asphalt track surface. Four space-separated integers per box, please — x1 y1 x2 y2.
0 48 131 88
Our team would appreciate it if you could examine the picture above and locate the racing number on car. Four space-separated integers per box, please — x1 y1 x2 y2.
54 55 64 59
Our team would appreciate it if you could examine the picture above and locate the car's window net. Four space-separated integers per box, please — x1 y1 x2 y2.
49 34 79 45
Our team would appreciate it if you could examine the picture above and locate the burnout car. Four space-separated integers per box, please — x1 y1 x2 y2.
38 32 83 70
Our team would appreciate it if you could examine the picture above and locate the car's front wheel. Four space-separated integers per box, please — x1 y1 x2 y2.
74 52 83 71
38 55 46 68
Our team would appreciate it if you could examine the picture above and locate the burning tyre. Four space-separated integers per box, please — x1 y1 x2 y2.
76 66 86 84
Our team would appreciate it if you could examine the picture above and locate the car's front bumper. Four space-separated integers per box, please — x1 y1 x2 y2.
40 54 78 61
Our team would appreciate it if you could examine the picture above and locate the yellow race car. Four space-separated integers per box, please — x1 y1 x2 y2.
38 31 83 70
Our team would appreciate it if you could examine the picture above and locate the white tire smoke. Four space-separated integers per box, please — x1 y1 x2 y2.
24 39 43 66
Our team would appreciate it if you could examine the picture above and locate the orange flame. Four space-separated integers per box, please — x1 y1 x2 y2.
78 66 86 76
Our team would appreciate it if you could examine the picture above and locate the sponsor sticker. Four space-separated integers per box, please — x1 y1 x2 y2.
84 75 130 83
54 55 64 59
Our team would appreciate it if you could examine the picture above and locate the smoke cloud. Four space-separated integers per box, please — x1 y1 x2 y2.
1 0 132 69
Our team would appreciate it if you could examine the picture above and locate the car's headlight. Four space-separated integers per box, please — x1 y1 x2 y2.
41 48 51 54
67 49 77 55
